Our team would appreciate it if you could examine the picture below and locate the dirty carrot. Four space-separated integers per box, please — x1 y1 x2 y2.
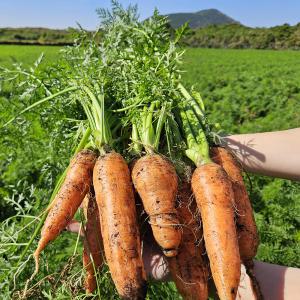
82 189 104 294
93 152 147 300
211 147 263 299
132 154 181 257
211 147 259 262
33 150 96 273
178 84 241 300
168 182 208 300
191 163 241 300
130 101 182 257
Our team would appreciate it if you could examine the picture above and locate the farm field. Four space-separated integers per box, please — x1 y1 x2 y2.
183 48 300 133
0 45 60 67
0 45 299 299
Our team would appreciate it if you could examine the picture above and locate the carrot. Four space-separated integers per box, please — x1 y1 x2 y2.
191 163 241 300
82 247 95 293
82 190 104 294
168 182 208 300
178 84 241 300
243 260 264 300
211 147 259 262
33 150 96 273
132 154 182 257
82 194 89 220
93 152 146 300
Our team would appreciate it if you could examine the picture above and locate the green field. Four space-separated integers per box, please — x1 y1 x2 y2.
183 48 300 132
1 45 299 299
0 45 60 67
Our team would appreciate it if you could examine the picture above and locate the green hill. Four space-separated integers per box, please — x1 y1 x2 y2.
166 8 238 29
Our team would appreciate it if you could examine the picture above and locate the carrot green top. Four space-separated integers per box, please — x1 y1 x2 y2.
178 84 212 167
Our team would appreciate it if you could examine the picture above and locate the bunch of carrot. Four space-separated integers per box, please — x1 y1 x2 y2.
29 89 260 300
7 2 262 300
175 85 260 300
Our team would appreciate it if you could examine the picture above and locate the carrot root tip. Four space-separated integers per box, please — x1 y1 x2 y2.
32 251 40 278
163 249 178 257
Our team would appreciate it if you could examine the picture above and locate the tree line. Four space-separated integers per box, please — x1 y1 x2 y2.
183 23 300 50
1 23 300 50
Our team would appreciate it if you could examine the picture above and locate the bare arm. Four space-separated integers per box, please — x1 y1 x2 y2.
234 261 300 300
222 128 300 181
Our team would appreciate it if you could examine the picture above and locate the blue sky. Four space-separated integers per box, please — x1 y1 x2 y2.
1 0 300 29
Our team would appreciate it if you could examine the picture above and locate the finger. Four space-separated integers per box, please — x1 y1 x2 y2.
235 264 256 300
142 236 171 282
65 220 84 236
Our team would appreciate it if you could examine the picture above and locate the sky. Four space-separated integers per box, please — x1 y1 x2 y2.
1 0 300 30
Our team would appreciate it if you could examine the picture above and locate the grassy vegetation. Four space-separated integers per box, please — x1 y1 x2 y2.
183 48 300 132
0 45 299 298
0 45 60 67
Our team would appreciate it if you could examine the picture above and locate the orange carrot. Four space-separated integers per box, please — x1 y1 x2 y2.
168 182 208 300
132 154 182 257
34 150 96 273
211 147 259 262
82 248 95 293
93 152 146 300
191 162 241 300
82 194 89 220
82 190 104 294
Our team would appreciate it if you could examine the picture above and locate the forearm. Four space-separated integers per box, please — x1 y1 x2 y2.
223 128 300 181
235 261 300 300
253 261 300 300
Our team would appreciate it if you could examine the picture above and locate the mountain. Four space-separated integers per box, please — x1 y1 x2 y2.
166 9 238 29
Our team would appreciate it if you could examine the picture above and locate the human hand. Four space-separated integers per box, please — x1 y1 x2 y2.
65 219 170 281
223 128 300 181
65 220 257 299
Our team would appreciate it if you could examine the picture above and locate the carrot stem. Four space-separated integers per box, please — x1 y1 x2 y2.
144 101 156 151
178 85 211 166
154 103 168 150
131 123 142 154
133 100 169 154
3 86 79 128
